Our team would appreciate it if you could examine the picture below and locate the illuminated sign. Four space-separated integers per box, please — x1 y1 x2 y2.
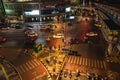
45 5 51 8
24 10 39 16
65 7 71 12
69 16 75 19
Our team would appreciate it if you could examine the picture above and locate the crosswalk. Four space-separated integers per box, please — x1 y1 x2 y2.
65 55 107 69
17 59 40 73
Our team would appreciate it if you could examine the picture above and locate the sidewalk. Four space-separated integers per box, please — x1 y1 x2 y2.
60 71 88 80
0 58 22 80
33 48 67 80
106 56 120 64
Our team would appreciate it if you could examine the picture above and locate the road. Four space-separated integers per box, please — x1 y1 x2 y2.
61 15 110 79
0 27 49 80
0 9 120 80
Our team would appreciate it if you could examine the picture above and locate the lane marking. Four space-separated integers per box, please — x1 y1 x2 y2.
82 57 85 65
80 57 83 65
65 56 68 62
88 59 90 67
19 65 25 72
103 61 106 69
77 57 79 65
91 59 93 67
32 60 38 67
26 62 32 70
71 56 74 63
17 67 22 74
79 57 82 65
94 59 97 68
28 61 35 69
85 58 88 66
100 61 103 69
23 64 29 71
97 60 99 68
68 56 71 63
34 59 40 65
73 56 77 64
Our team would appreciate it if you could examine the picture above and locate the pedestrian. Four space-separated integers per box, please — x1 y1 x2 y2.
69 72 72 79
59 45 60 50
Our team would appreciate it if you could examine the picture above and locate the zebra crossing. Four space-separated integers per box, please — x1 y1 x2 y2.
65 55 106 69
17 59 40 73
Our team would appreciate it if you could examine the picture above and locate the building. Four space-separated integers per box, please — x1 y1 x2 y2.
0 0 5 16
94 3 120 58
2 0 72 23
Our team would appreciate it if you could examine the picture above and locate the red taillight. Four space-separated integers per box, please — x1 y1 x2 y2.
2 38 6 42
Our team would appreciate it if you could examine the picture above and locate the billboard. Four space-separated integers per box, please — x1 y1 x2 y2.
24 10 39 16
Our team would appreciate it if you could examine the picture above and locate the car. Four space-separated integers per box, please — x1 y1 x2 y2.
1 27 10 30
70 38 80 44
53 33 64 38
23 27 32 32
40 26 49 31
94 24 102 28
62 48 70 53
25 30 30 35
86 32 98 37
45 28 53 32
25 38 36 45
0 45 2 48
26 31 38 37
0 27 10 32
26 25 33 28
10 24 16 28
68 50 80 56
47 23 57 28
15 25 22 29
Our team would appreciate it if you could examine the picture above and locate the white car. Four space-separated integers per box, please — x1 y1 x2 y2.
53 33 64 38
1 27 10 30
26 31 38 37
86 32 98 36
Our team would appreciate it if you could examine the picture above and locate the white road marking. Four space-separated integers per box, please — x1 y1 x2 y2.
31 60 38 67
77 57 79 65
28 61 35 69
23 64 29 71
34 59 40 65
19 65 25 72
26 62 32 70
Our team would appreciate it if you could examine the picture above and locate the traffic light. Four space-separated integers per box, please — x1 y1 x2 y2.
34 47 39 53
34 43 42 53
